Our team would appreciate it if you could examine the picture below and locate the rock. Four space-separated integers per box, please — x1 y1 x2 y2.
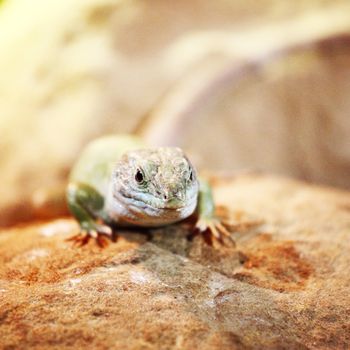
1 175 349 349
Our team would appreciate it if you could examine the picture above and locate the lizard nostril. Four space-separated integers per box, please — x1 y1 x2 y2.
163 194 168 200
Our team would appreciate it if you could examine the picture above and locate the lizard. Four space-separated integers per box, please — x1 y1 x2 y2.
66 134 234 247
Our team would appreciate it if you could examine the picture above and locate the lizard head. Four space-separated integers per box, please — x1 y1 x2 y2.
107 147 199 226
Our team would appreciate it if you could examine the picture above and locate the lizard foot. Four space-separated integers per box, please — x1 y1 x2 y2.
192 217 236 247
66 223 113 248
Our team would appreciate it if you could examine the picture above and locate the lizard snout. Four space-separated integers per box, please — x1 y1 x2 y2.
162 190 186 209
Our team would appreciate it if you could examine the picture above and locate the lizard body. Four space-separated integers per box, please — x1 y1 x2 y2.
67 135 232 246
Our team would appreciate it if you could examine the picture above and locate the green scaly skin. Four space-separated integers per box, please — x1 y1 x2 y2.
67 135 233 246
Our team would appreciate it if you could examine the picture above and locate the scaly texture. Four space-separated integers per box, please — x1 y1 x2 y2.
106 147 198 226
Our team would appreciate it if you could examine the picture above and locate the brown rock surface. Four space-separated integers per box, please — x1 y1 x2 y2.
1 175 350 349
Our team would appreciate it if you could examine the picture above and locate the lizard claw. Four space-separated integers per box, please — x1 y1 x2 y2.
66 232 92 247
96 234 109 248
66 223 113 248
193 217 236 247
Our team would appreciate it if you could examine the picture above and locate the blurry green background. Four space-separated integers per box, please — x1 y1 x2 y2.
1 0 350 226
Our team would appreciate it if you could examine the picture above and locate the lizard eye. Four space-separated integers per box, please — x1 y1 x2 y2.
135 169 144 184
189 170 193 181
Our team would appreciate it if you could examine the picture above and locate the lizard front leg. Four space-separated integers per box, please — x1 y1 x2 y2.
193 178 235 246
66 182 112 247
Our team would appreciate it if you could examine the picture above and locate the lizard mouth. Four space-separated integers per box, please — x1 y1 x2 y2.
160 197 188 210
109 190 197 227
128 195 193 214
159 206 184 211
141 201 185 211
130 201 196 227
118 189 188 211
113 189 197 222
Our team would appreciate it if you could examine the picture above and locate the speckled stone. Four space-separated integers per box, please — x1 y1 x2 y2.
1 175 349 349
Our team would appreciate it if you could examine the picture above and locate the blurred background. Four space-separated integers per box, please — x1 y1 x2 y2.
1 0 350 227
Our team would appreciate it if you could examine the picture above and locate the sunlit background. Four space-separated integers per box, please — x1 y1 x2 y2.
1 0 350 227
